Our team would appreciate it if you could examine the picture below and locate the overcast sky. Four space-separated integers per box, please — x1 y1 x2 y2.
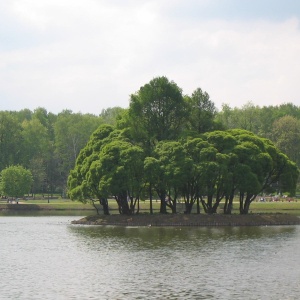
1 0 300 114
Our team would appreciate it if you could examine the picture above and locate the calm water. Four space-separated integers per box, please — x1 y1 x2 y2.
0 216 300 300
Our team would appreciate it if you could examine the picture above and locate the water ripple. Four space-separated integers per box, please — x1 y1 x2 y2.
0 217 299 299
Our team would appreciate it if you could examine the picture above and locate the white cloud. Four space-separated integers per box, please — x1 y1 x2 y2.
148 16 300 109
0 1 300 113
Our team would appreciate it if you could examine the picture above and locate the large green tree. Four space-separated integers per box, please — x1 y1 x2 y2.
128 76 187 151
65 77 300 216
0 112 23 170
228 130 298 214
97 140 145 214
186 88 218 134
144 156 161 214
1 165 33 199
182 138 210 214
21 118 51 195
21 118 50 165
151 141 192 214
68 124 115 215
55 110 102 192
270 115 300 166
199 131 238 214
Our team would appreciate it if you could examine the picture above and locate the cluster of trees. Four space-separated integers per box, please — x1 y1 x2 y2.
1 76 300 206
68 77 299 215
217 102 300 167
0 107 123 197
0 165 33 199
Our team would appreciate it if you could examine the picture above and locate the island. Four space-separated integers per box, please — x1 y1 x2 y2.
71 213 300 227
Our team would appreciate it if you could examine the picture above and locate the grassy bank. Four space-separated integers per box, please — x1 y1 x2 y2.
2 198 300 226
1 198 300 215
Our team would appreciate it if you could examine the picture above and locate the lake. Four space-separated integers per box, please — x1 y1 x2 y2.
0 216 299 299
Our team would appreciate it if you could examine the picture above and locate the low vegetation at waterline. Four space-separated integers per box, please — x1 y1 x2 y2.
72 213 300 227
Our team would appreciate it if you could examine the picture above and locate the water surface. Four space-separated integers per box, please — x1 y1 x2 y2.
0 216 299 299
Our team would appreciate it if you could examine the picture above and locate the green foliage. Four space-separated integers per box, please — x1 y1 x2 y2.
152 141 192 213
0 165 33 198
54 110 102 179
99 107 125 126
186 87 217 134
128 76 187 150
66 77 299 215
67 124 114 201
0 112 23 170
1 76 300 216
21 118 50 163
270 115 300 166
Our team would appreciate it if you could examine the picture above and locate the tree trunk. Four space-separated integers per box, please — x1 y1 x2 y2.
115 194 131 215
160 200 167 214
212 197 223 214
224 197 229 214
169 195 177 214
242 198 251 215
101 198 110 215
201 197 208 214
206 195 214 214
136 198 140 214
157 190 167 214
149 184 153 214
196 196 200 214
240 194 252 214
239 192 244 214
184 201 194 214
224 195 233 215
91 200 99 215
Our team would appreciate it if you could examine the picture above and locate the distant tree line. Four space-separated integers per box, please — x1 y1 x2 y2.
217 102 300 167
67 76 299 215
0 107 124 197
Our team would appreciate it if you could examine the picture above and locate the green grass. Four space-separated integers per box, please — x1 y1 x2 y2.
0 198 94 210
1 198 300 215
239 201 300 215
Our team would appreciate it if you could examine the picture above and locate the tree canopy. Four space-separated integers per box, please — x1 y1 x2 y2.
127 76 187 150
0 165 33 199
68 77 299 216
0 76 299 210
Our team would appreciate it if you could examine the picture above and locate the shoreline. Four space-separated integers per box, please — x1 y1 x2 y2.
71 213 300 227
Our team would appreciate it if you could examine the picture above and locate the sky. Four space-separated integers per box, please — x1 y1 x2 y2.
1 0 300 114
